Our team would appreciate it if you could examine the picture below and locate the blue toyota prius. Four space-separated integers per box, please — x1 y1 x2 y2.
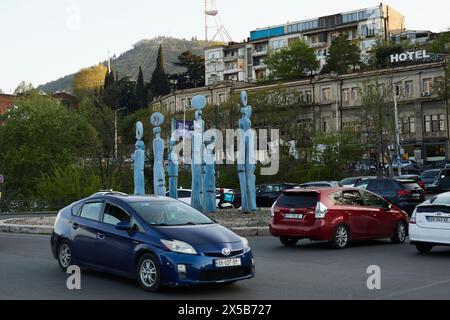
51 192 255 292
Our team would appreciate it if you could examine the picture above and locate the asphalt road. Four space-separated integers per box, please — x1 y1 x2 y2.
2 233 450 300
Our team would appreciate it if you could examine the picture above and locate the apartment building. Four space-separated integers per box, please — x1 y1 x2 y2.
155 60 448 165
205 3 405 84
0 94 15 115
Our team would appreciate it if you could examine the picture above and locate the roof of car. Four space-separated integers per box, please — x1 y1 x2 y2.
90 192 176 203
284 187 346 193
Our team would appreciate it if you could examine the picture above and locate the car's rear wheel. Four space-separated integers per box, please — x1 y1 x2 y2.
137 253 162 292
416 243 433 254
330 225 350 249
391 221 407 244
58 240 73 271
280 236 299 247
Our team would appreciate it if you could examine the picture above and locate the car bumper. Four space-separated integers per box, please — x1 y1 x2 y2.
269 219 333 241
397 202 423 215
158 249 255 286
409 224 450 246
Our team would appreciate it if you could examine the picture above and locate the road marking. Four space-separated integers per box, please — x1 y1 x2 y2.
0 232 49 238
374 278 450 299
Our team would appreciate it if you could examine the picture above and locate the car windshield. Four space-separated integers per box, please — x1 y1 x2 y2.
130 201 215 226
422 171 439 179
400 181 421 190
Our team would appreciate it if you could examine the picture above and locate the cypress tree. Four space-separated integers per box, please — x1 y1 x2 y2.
150 45 170 97
135 66 149 109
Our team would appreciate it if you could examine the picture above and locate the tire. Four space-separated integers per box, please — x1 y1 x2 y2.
391 221 407 244
330 225 350 249
136 253 162 292
416 243 433 254
280 236 299 247
57 240 73 272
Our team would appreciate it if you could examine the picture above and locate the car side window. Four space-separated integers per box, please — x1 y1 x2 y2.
79 202 104 221
335 190 365 206
178 191 191 198
361 191 387 209
71 202 83 216
356 181 369 190
368 180 384 191
103 203 131 226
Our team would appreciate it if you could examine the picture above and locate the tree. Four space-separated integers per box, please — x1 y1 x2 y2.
118 76 138 112
102 69 121 109
150 45 170 97
322 34 362 74
135 66 149 109
368 38 405 69
173 51 205 89
265 40 319 80
0 93 97 210
428 31 450 54
13 81 35 95
73 64 108 98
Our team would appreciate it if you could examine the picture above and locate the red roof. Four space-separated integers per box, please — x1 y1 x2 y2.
0 94 15 115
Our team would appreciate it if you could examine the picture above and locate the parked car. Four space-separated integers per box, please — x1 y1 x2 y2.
352 159 377 173
394 175 425 190
410 192 450 253
421 169 441 190
269 188 408 249
230 183 299 208
51 192 255 292
425 168 450 194
340 176 376 188
165 189 221 208
355 178 425 215
298 181 341 188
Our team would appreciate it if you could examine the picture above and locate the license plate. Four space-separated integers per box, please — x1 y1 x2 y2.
215 258 241 268
428 217 450 223
284 213 304 220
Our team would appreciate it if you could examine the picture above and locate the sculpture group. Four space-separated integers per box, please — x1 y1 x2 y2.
132 91 256 213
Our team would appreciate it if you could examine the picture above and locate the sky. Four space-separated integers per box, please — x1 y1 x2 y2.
0 0 449 94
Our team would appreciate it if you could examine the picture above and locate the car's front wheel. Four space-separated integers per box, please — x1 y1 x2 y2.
330 225 350 249
58 240 73 271
416 243 433 254
279 236 299 247
137 253 162 292
391 221 407 244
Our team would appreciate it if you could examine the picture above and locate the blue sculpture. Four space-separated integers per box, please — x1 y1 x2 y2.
238 91 257 213
133 121 146 195
168 119 179 199
191 95 207 212
151 112 166 196
204 132 217 213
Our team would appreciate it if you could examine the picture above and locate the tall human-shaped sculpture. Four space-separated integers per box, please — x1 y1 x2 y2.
151 112 166 196
238 91 257 213
133 121 145 195
191 95 207 212
168 119 179 199
204 132 217 213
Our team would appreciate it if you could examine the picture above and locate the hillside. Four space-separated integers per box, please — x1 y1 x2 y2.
38 37 210 93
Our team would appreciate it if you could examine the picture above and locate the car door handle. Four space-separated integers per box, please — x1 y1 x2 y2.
72 223 79 230
97 233 105 240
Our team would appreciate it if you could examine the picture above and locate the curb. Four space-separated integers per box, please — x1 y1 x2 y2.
0 220 53 235
0 219 270 237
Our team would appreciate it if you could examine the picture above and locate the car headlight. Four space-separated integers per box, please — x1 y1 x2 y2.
241 237 250 249
161 239 197 255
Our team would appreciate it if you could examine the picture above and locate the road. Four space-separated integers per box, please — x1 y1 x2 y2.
1 233 450 300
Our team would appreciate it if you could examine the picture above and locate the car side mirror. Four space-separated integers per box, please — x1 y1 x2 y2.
116 221 131 231
385 203 393 211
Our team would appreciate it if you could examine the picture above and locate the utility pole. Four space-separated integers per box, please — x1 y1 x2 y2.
393 80 402 177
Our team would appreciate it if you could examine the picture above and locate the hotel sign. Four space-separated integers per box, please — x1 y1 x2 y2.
390 50 431 64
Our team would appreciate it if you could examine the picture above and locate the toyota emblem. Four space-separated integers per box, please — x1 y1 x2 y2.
222 248 231 256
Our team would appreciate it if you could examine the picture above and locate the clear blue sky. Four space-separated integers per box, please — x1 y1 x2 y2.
1 0 449 93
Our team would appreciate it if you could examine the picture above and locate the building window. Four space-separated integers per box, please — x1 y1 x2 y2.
423 78 433 93
404 81 413 96
351 88 358 101
377 84 385 98
401 117 416 134
395 84 401 96
424 114 445 133
218 93 226 104
297 119 313 135
187 98 192 108
322 119 330 133
207 50 221 60
342 88 350 102
321 87 331 102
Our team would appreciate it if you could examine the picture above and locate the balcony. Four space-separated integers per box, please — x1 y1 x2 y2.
310 41 328 48
223 56 239 62
224 67 243 75
253 64 267 71
252 50 267 57
423 131 448 139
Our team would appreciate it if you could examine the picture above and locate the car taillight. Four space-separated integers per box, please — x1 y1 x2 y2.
410 208 417 224
315 202 328 219
419 181 425 189
397 189 412 196
271 203 280 217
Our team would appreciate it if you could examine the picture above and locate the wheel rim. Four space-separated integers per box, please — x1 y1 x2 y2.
59 244 71 268
336 226 348 247
140 259 157 287
398 223 406 241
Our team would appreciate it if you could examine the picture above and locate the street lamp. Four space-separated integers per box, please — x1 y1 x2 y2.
115 107 128 160
392 79 402 177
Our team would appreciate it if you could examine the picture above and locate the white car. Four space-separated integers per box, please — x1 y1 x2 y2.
340 176 376 188
166 189 221 208
410 192 450 253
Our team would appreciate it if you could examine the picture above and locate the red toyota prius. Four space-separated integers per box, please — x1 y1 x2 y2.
269 188 409 249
